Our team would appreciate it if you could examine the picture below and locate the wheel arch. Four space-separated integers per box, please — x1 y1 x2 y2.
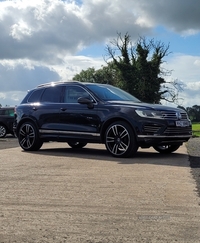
100 117 137 142
16 117 39 137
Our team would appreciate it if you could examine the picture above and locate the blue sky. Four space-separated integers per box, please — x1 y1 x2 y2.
0 0 200 108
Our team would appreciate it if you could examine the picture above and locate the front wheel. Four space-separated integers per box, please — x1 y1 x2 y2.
18 122 43 151
0 125 7 138
105 121 138 158
68 142 87 149
153 145 180 154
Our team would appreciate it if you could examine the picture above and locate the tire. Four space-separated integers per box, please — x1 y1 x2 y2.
153 145 180 154
18 122 43 151
68 142 87 148
105 121 138 158
0 125 7 138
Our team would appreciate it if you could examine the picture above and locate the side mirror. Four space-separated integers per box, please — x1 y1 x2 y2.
78 97 94 109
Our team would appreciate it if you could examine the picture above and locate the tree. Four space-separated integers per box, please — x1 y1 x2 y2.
73 63 121 85
73 33 183 104
105 33 182 103
186 105 200 122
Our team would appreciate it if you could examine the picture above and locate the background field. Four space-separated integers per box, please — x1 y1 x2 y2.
192 123 200 137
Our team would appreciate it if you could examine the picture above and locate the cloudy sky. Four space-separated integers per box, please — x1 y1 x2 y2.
0 0 200 108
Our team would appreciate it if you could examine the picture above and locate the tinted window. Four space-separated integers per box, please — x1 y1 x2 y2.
41 86 63 103
28 89 44 103
0 109 14 116
6 109 14 116
64 86 92 103
86 84 141 102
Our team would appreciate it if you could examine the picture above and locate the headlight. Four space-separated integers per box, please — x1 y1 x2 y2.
135 109 163 118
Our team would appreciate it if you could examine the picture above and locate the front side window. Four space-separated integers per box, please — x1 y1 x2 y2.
64 86 92 103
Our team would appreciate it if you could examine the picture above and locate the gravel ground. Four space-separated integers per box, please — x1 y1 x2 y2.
1 135 200 199
186 137 200 198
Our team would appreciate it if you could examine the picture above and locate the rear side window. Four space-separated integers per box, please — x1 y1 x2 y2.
41 86 63 103
28 89 44 103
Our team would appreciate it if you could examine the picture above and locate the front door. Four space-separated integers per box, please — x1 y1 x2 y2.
59 85 101 141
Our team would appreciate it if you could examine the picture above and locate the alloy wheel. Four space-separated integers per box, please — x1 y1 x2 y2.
19 123 36 150
0 125 6 138
106 124 130 156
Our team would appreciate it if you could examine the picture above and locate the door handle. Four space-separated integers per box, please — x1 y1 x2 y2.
60 108 67 111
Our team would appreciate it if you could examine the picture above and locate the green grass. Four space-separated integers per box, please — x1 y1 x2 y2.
192 123 200 137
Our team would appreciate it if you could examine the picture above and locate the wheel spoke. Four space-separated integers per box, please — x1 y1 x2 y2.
120 129 128 139
20 138 27 147
19 129 26 136
118 141 128 151
106 136 115 143
26 124 31 133
26 138 32 148
0 126 6 137
111 125 118 136
112 143 119 155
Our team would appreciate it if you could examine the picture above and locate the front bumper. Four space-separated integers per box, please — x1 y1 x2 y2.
136 119 192 147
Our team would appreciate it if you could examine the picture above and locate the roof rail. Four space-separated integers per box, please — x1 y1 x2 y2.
37 80 79 88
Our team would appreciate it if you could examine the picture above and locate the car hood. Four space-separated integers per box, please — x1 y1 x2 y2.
106 100 183 112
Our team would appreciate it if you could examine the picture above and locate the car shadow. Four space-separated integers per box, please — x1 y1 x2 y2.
23 143 195 168
189 155 200 168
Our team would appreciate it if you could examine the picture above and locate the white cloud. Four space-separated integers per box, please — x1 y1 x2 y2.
0 0 200 107
164 54 200 83
132 0 200 34
163 54 200 107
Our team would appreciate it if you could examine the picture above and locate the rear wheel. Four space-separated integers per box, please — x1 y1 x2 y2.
0 125 7 138
105 121 138 158
68 142 87 149
153 145 180 154
18 122 43 151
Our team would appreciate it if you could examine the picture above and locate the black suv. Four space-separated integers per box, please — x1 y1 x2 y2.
13 81 192 157
0 107 15 138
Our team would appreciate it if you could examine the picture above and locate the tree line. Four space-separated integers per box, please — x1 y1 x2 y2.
178 105 200 122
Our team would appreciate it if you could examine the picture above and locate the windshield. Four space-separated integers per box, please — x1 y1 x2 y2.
86 84 141 102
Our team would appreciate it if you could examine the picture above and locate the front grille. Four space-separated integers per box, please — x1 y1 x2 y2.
143 124 163 134
161 111 188 120
164 127 192 135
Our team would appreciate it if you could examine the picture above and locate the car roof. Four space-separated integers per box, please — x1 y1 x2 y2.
36 81 112 89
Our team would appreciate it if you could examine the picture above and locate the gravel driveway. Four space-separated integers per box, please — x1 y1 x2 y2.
1 136 200 198
186 137 200 197
0 136 200 243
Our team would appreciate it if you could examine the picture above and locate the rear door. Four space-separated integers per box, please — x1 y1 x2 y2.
27 86 64 136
